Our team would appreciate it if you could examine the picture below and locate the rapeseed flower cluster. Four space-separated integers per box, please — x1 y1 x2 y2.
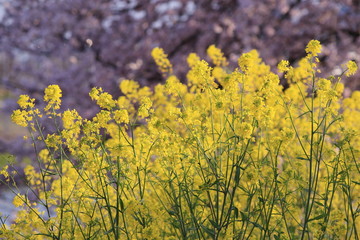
1 41 359 240
207 45 228 67
151 47 173 76
44 84 62 112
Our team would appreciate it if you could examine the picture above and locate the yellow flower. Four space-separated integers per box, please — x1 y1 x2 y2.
238 50 260 73
212 67 227 82
151 47 173 76
11 109 31 127
89 87 102 100
317 78 331 91
0 165 9 178
89 87 116 109
62 109 82 129
6 42 360 239
137 86 152 98
165 75 187 95
190 60 213 86
13 194 25 207
117 96 132 110
305 40 322 57
120 79 140 96
187 53 200 67
38 149 50 162
138 97 153 118
97 92 116 109
287 57 313 83
207 45 228 67
345 60 358 77
44 133 61 150
62 110 74 129
93 110 112 127
44 84 62 111
114 109 130 124
277 60 290 73
17 95 35 109
239 122 252 140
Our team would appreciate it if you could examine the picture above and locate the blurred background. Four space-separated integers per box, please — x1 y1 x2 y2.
0 0 359 161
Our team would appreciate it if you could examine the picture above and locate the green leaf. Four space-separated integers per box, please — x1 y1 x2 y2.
200 224 215 238
42 169 57 176
251 221 264 230
309 213 326 222
209 219 220 230
119 198 125 211
314 201 324 207
0 153 15 168
352 180 360 185
240 211 248 221
84 196 105 200
232 206 239 219
297 110 311 118
34 233 55 238
235 166 241 185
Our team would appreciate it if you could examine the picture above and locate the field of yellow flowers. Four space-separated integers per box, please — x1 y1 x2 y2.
1 40 359 239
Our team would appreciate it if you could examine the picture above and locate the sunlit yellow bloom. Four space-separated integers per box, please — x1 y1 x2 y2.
187 53 200 67
165 75 187 96
120 79 140 96
11 109 31 127
305 40 322 57
93 110 112 127
277 60 290 73
151 47 173 76
114 109 129 124
38 149 50 162
17 95 35 109
317 78 331 91
207 44 228 67
239 122 252 139
138 97 152 118
44 84 62 112
89 87 102 101
345 60 358 76
97 92 116 109
13 194 25 207
44 133 61 150
190 60 213 86
62 109 82 129
4 42 360 240
0 165 9 178
89 87 116 109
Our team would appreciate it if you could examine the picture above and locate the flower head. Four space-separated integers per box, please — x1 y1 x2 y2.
277 60 290 73
62 109 82 129
89 87 116 109
345 60 358 77
11 109 31 127
207 45 228 67
238 50 260 73
0 165 9 179
138 97 153 118
114 109 130 124
305 40 322 57
187 53 201 67
44 85 62 111
151 47 173 76
120 80 140 96
17 95 35 109
13 194 25 208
